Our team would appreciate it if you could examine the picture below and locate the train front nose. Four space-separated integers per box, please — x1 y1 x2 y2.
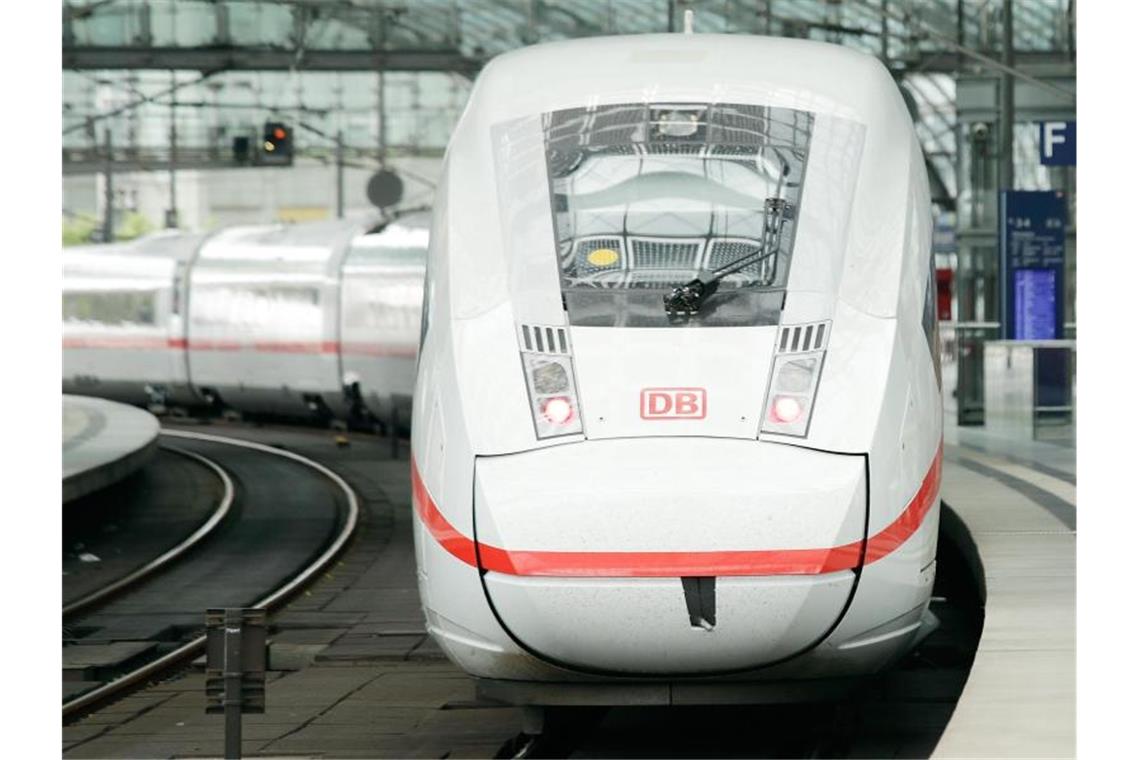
473 438 866 675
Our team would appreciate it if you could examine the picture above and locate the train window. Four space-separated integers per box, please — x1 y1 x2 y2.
541 103 813 327
341 243 427 333
190 286 320 329
343 246 426 267
923 251 942 389
63 290 158 326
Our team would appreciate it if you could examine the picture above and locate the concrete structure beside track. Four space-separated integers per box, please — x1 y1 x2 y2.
63 395 159 503
934 424 1076 758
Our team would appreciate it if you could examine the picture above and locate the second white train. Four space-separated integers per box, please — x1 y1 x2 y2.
62 213 429 424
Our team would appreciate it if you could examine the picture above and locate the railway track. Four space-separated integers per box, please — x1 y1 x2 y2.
63 445 227 611
63 446 235 618
62 429 360 720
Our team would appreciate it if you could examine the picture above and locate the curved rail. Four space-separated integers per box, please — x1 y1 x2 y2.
62 429 361 720
63 446 236 619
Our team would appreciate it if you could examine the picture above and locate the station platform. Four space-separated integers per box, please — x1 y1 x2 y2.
934 422 1075 758
63 395 159 503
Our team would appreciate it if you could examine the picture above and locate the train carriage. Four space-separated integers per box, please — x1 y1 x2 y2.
62 231 204 408
62 215 429 424
411 34 942 702
339 213 429 422
186 218 373 418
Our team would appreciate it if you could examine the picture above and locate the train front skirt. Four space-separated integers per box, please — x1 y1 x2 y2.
471 437 867 675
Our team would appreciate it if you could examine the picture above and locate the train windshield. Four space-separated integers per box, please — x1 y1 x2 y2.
543 103 812 327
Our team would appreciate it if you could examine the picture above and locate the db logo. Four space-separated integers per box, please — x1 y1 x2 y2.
640 387 707 420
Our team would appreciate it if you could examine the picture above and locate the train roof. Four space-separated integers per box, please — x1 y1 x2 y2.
352 211 431 249
199 216 383 260
64 230 206 262
468 34 902 126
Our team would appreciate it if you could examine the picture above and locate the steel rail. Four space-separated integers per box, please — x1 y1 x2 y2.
62 429 361 720
63 445 236 619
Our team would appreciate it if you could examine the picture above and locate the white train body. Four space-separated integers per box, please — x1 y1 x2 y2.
62 216 427 420
187 220 359 416
63 232 203 406
339 213 431 419
412 35 942 700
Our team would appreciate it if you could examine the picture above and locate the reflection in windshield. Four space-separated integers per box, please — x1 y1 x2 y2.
542 103 813 327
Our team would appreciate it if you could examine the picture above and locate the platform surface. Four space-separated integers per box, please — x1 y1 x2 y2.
63 395 159 503
934 421 1075 758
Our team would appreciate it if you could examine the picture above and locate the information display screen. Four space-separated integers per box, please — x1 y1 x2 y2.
1013 269 1057 340
1000 191 1066 340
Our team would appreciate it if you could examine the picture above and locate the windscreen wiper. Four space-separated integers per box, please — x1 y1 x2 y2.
663 198 794 318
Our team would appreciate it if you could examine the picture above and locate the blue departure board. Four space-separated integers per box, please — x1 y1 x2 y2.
1000 191 1066 340
1013 269 1057 340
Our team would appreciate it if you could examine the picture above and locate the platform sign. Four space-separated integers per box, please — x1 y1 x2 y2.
1000 190 1066 340
1039 121 1075 166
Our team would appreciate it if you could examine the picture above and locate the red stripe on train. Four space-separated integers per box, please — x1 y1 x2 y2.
63 336 179 350
65 336 413 357
410 445 942 578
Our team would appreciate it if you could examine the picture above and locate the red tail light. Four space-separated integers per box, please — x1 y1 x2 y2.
541 396 574 425
769 395 804 423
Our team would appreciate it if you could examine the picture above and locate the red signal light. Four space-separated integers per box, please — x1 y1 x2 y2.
273 127 287 140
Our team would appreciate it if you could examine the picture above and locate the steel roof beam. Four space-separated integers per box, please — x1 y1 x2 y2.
63 47 482 75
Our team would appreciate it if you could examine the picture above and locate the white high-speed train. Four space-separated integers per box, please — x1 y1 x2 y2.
411 34 942 705
62 214 428 425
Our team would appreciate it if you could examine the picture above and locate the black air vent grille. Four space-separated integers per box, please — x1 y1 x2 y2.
520 324 570 355
778 321 829 354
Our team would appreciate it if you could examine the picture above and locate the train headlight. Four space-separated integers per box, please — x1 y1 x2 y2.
770 395 803 423
541 396 574 425
522 353 583 438
762 351 824 437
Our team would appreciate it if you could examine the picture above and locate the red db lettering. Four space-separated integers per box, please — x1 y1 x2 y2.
648 392 673 415
640 388 706 419
675 392 699 416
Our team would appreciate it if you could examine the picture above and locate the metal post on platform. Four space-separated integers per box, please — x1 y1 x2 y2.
336 129 345 219
102 128 114 242
206 608 266 760
996 0 1015 343
377 71 386 166
999 0 1014 192
223 608 243 759
167 71 179 229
